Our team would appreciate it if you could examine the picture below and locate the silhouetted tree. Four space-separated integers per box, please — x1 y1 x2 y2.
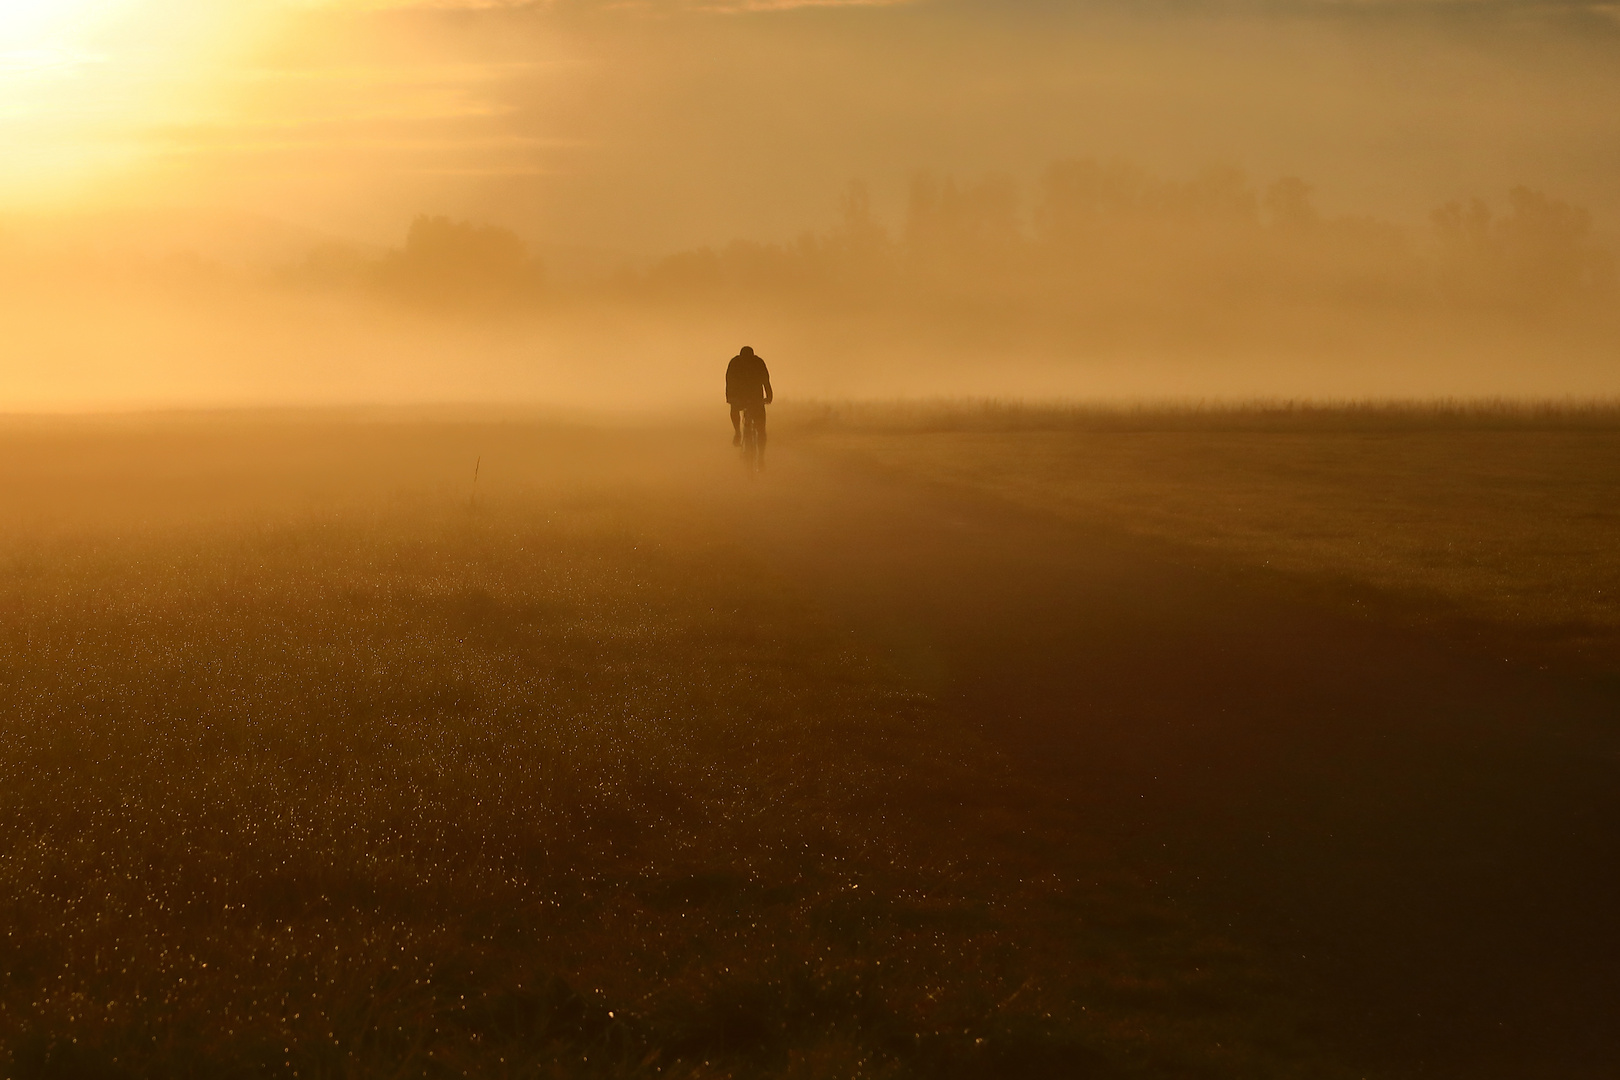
1153 165 1259 225
1433 188 1613 310
905 173 1021 266
1035 159 1148 241
1264 177 1318 232
381 215 540 306
837 180 884 249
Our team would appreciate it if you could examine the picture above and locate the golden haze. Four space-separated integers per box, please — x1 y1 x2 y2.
0 0 1617 408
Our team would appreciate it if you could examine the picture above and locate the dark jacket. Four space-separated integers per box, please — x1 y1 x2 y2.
725 353 772 406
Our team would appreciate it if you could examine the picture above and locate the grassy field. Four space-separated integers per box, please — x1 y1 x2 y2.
803 401 1620 666
2 407 1616 1079
0 416 1337 1080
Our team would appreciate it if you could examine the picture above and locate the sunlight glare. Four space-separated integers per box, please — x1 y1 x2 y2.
0 0 264 204
0 0 118 51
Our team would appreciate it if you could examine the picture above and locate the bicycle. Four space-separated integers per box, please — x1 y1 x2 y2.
739 407 764 476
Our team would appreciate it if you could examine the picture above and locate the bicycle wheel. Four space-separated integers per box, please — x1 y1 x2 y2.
741 413 761 475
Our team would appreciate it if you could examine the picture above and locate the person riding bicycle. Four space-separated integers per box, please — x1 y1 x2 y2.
726 346 773 454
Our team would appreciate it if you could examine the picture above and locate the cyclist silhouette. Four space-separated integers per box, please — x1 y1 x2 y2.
726 346 773 457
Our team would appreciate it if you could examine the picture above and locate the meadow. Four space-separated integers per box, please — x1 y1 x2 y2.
1 408 1616 1079
804 400 1620 668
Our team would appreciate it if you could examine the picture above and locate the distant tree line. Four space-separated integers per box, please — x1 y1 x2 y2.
629 163 1613 320
286 215 543 308
280 163 1615 337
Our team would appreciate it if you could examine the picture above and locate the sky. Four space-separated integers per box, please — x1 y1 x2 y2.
3 0 1619 261
1 0 1617 410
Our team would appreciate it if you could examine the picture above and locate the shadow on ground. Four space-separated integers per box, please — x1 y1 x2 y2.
748 445 1620 1079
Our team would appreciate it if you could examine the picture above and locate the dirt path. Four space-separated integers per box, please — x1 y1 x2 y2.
730 442 1620 1079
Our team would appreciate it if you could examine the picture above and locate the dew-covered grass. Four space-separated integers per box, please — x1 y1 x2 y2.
0 416 1342 1079
804 400 1620 665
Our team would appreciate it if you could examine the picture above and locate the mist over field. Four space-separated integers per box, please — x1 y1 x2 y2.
2 0 1618 408
4 162 1617 409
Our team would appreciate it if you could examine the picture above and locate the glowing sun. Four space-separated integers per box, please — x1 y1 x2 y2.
0 1 112 48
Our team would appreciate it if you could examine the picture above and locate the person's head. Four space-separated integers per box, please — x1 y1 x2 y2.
739 346 754 357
